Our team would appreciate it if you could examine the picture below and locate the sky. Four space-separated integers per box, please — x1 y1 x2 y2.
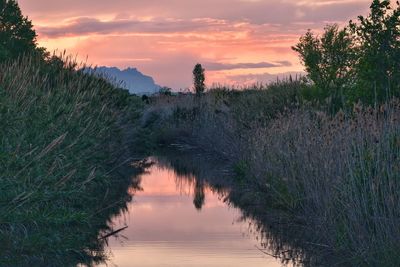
18 0 370 89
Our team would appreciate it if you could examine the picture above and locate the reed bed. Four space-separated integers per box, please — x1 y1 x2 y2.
147 82 400 266
0 56 143 266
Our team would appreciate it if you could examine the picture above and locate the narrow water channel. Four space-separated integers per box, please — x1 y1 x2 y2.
99 157 283 267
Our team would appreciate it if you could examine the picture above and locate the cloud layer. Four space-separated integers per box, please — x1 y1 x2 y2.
18 0 370 88
204 61 291 71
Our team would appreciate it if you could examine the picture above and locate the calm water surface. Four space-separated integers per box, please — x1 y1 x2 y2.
100 158 282 267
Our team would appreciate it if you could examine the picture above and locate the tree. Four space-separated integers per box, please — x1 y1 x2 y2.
159 86 172 96
293 0 400 106
193 63 205 95
292 24 355 108
0 0 42 62
349 0 400 103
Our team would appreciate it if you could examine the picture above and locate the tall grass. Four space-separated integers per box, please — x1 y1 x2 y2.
147 82 400 266
247 101 400 266
0 56 144 266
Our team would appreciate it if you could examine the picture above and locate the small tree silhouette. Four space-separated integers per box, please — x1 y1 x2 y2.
192 63 205 95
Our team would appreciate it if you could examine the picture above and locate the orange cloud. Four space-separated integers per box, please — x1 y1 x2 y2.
18 0 370 88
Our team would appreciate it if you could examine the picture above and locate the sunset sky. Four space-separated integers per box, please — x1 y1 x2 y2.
18 0 370 89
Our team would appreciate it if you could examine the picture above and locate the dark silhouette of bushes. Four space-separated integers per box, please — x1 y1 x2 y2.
0 0 47 62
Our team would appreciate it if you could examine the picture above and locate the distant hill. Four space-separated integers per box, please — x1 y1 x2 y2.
88 66 160 95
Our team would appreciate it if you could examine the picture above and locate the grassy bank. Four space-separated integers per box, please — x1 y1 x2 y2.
145 81 302 157
0 56 145 266
145 81 400 266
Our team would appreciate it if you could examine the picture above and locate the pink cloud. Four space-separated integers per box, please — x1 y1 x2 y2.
18 0 371 88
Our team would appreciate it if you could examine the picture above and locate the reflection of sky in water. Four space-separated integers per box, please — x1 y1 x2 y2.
100 163 282 267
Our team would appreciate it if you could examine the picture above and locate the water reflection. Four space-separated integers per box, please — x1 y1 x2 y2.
1 147 312 266
101 155 283 267
193 179 205 210
155 149 320 266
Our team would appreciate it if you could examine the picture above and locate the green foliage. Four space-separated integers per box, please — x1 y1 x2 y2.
293 25 355 110
349 0 400 103
234 160 249 183
193 63 205 95
294 0 400 107
0 0 45 62
159 86 172 96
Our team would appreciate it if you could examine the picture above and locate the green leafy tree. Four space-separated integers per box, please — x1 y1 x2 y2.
294 0 400 105
193 63 205 95
0 0 43 62
292 25 355 108
349 0 400 103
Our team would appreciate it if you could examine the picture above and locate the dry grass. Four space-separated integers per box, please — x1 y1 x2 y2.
247 101 400 265
147 82 400 266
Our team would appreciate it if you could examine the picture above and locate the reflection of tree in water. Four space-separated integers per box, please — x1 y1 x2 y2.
154 150 229 212
193 180 205 210
154 147 338 266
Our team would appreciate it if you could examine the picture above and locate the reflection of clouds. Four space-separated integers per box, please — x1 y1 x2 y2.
104 159 282 267
137 166 189 196
116 162 240 235
102 242 282 267
134 163 227 209
134 203 154 211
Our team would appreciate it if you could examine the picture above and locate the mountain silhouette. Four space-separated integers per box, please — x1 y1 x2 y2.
89 66 160 95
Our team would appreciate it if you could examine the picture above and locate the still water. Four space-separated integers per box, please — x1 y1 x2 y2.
100 158 282 267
